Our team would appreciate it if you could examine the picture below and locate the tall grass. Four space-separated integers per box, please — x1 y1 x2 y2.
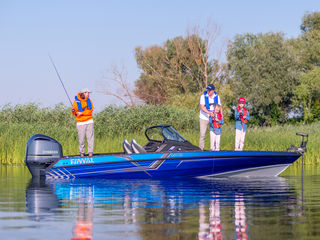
184 122 319 165
0 103 318 165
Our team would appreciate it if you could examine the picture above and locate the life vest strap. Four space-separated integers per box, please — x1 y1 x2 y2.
204 91 219 111
75 96 92 112
237 106 247 124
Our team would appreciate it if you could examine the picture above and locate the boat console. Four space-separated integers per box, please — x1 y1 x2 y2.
134 125 200 153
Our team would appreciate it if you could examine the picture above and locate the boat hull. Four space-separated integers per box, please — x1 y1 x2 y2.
45 151 301 179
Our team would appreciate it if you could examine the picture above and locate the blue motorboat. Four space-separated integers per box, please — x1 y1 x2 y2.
25 125 307 179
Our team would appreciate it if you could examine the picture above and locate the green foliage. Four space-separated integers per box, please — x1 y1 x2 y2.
1 107 318 165
227 32 301 125
294 67 320 123
298 29 320 70
0 102 75 127
300 11 320 33
0 103 200 164
134 35 224 105
94 104 199 137
167 92 200 112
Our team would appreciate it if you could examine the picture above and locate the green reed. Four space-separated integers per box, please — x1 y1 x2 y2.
1 121 318 165
184 122 319 165
0 103 318 165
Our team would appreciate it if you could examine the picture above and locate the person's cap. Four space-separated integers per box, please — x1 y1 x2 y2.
238 97 246 103
80 88 91 93
206 84 215 91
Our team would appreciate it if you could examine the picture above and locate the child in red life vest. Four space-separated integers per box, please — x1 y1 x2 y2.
209 104 224 151
235 98 250 151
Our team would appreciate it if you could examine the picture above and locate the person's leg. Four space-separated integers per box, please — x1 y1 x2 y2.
239 130 246 151
77 125 86 156
210 131 215 150
235 129 240 151
199 118 209 150
216 134 221 151
86 123 94 156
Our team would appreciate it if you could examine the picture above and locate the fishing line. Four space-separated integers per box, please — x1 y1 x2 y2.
48 54 73 106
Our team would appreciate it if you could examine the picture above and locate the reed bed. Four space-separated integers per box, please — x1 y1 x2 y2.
184 122 319 165
0 121 318 165
0 103 318 165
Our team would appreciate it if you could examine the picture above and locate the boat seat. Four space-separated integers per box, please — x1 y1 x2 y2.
122 139 133 154
131 139 147 154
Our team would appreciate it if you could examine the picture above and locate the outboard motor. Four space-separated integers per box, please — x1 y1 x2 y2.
25 134 63 178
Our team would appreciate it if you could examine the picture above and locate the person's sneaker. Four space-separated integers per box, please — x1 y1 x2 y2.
80 153 84 157
89 153 93 157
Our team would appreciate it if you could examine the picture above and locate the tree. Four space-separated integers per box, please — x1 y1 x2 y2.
300 11 320 33
289 11 320 122
134 22 227 105
97 64 137 106
297 12 320 70
294 67 320 123
228 32 301 125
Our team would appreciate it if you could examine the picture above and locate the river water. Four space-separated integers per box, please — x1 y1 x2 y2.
1 165 320 240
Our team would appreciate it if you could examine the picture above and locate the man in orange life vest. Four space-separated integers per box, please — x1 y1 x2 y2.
199 84 222 150
235 98 250 151
71 88 94 157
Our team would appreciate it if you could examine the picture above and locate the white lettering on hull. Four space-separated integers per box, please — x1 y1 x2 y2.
70 157 94 165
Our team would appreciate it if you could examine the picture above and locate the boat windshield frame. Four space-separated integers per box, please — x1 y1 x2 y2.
145 125 187 143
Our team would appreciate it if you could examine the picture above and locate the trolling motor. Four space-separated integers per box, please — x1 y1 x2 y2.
287 133 308 153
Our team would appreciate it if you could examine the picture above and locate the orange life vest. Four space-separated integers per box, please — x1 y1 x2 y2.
71 93 94 123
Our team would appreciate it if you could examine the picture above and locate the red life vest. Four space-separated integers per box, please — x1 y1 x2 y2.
237 106 247 124
212 112 222 129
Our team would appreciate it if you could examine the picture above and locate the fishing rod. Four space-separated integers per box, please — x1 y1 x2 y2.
48 54 73 106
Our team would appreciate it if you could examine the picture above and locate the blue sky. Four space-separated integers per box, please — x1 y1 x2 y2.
1 0 319 111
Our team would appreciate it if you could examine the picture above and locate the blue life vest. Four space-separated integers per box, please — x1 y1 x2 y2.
204 91 219 111
75 96 92 112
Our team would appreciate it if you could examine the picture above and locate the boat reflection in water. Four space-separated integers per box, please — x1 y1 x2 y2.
25 177 298 239
71 196 94 240
25 178 59 222
234 194 247 240
198 193 248 240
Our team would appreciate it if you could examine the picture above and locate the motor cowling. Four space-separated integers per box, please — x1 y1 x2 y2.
25 134 63 178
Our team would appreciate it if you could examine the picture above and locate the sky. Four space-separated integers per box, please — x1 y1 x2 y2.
0 0 319 112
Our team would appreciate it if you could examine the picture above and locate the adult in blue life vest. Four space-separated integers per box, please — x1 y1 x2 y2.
71 88 94 157
199 84 222 150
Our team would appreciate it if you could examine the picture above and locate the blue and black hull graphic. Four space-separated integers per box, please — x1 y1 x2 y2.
46 151 301 179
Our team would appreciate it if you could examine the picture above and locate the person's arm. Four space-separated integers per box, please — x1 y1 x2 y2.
200 104 214 117
82 108 93 116
217 95 223 117
209 116 213 128
82 100 93 116
246 111 250 121
71 102 77 115
235 109 240 120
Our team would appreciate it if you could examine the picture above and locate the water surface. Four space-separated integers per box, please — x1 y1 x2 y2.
1 165 320 240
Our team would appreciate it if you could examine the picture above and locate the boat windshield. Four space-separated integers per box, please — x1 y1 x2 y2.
145 125 187 142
